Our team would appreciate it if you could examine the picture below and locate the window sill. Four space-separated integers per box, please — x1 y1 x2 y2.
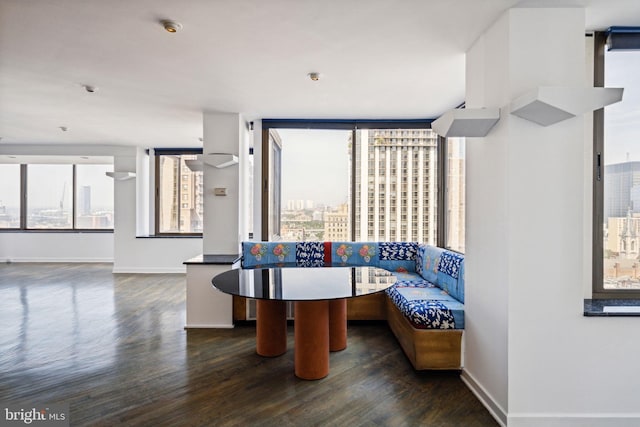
0 229 113 233
584 299 640 317
136 235 203 239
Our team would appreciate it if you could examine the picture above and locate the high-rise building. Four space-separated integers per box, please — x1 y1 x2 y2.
354 129 438 242
324 203 349 241
604 161 640 219
79 185 91 216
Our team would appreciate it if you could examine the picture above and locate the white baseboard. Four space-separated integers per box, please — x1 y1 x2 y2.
460 369 507 427
1 257 113 263
184 323 235 329
112 266 186 274
507 414 640 427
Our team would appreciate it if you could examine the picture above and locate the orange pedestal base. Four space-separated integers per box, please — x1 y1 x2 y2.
256 300 287 357
329 299 347 352
294 300 329 380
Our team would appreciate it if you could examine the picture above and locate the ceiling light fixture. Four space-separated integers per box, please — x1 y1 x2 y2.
83 85 98 93
308 72 320 81
161 20 183 33
59 126 68 132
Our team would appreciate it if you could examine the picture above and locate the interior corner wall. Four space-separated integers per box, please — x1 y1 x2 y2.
465 7 640 426
112 151 201 273
462 11 510 423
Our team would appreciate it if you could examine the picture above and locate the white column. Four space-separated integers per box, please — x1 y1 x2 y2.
203 112 243 254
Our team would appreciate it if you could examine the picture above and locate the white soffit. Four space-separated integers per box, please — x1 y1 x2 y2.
431 108 500 137
510 87 624 126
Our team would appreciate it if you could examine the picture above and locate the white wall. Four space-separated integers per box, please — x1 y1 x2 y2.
465 8 640 426
0 232 113 262
112 150 201 273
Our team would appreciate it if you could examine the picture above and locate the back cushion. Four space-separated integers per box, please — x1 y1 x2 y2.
295 242 326 267
331 242 379 267
416 244 445 284
378 242 419 273
242 241 296 267
435 250 465 303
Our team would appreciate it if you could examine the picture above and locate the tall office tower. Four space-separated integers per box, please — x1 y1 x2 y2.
605 161 640 220
78 185 91 216
354 129 438 243
445 138 466 252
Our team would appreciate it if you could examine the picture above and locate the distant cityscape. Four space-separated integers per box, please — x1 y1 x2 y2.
603 160 640 289
0 184 113 229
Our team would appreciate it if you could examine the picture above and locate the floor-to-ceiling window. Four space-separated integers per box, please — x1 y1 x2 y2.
594 29 640 297
261 120 459 247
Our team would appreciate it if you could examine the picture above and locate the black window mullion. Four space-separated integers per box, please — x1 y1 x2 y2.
72 164 77 229
20 164 27 229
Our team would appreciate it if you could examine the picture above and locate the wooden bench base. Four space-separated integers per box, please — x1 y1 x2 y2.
385 297 462 370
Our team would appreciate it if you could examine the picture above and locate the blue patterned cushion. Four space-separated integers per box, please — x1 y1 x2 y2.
439 251 463 278
416 244 445 283
242 241 297 267
436 250 464 301
242 241 269 267
295 242 325 267
379 242 419 273
386 281 464 329
331 242 379 267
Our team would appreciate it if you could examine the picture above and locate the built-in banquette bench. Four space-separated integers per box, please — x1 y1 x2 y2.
241 241 465 370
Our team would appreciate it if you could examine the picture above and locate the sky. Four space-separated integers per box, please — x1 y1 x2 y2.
277 128 350 207
604 49 640 165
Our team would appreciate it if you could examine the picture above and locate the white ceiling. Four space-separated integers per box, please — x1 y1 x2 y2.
0 0 638 148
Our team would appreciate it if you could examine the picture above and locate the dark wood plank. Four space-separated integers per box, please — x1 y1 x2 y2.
0 263 497 426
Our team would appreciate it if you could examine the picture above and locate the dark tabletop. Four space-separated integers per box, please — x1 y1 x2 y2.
212 266 397 301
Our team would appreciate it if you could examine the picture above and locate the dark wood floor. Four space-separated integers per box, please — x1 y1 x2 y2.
0 263 497 427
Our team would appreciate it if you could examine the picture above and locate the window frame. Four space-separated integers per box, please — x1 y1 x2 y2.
261 119 459 249
154 149 204 236
0 163 114 232
592 31 640 299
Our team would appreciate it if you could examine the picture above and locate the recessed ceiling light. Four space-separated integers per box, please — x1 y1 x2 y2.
308 72 321 81
59 126 68 132
161 20 183 33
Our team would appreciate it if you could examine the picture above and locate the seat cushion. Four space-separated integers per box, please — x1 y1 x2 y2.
386 281 464 329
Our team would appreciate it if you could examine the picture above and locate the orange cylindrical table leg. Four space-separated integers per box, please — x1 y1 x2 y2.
256 300 287 357
294 300 329 380
329 298 347 352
